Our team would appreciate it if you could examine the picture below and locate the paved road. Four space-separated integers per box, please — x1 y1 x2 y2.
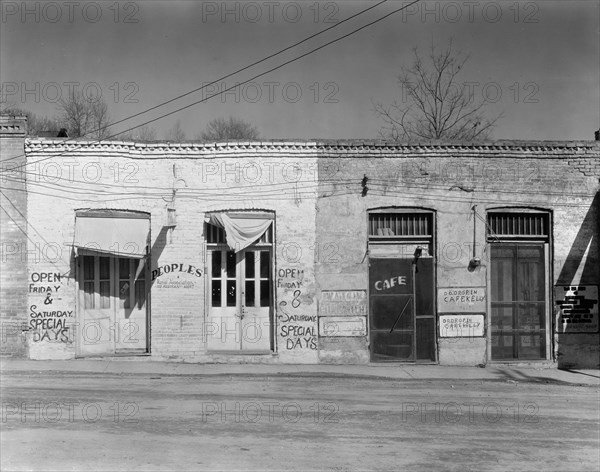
1 371 598 471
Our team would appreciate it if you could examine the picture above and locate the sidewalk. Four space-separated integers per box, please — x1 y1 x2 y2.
1 358 599 386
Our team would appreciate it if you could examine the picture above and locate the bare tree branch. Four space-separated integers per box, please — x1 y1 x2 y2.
374 42 501 142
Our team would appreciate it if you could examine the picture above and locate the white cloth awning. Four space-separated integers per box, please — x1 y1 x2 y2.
206 212 273 252
74 213 149 258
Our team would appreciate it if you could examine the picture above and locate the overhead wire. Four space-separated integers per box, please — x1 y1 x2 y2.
3 0 423 173
0 0 398 167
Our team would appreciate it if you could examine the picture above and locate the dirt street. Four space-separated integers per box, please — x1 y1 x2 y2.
1 371 598 471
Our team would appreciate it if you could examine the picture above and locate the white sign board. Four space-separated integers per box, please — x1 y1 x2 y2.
319 290 367 316
438 287 486 313
319 316 366 337
439 314 485 338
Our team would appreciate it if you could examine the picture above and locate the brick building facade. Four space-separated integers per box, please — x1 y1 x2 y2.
1 116 598 367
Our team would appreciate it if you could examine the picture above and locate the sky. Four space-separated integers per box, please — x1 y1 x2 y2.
1 0 599 141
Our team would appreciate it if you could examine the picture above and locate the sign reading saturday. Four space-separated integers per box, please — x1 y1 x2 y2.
439 314 485 337
438 287 486 312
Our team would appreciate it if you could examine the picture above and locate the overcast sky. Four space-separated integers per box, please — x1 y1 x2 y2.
1 0 598 141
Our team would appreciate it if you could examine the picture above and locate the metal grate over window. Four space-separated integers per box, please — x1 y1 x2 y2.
206 223 273 245
368 213 433 239
487 213 549 240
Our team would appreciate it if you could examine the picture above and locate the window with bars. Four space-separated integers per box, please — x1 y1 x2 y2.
368 212 433 240
487 212 549 241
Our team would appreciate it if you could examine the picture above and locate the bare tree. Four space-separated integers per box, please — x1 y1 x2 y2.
198 117 259 141
58 91 110 138
118 125 157 142
373 42 501 142
165 119 186 141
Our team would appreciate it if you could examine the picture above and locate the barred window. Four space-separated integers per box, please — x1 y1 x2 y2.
368 212 433 240
487 212 549 241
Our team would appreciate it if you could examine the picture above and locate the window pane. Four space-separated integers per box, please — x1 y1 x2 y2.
260 251 270 278
83 256 94 280
119 281 130 309
99 257 110 279
119 258 130 279
135 280 145 309
519 333 545 359
245 252 255 279
226 251 236 278
245 281 255 307
260 280 270 307
212 280 221 307
212 251 222 278
227 280 236 307
100 281 110 308
84 281 95 309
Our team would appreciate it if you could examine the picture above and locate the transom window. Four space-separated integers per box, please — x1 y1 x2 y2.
488 212 549 241
368 212 433 240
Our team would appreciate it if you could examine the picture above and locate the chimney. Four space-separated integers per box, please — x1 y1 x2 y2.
595 129 599 141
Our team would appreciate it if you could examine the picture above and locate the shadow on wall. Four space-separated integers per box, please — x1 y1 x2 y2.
149 226 171 289
556 192 600 285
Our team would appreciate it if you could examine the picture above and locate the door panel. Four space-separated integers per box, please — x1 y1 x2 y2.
115 258 147 351
78 254 148 356
78 255 114 356
369 256 436 362
490 243 547 360
207 248 272 352
241 250 271 351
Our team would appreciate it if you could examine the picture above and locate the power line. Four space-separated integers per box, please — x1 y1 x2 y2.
0 0 393 166
4 0 422 173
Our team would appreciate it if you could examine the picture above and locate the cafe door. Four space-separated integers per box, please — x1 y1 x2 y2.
368 210 436 362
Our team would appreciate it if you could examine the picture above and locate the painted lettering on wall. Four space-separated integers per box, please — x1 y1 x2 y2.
277 268 304 289
152 263 202 280
320 290 367 316
438 287 486 313
29 272 73 343
374 275 407 291
439 314 485 338
278 301 317 350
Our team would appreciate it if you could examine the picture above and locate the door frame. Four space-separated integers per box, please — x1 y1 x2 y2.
485 208 553 362
366 207 438 363
75 251 150 357
486 241 551 362
204 244 275 353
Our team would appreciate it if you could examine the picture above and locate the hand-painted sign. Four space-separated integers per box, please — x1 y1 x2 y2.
439 314 485 337
438 287 486 312
319 290 367 316
555 285 599 333
319 316 366 337
369 259 412 295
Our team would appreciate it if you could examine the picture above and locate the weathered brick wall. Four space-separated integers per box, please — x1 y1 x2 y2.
0 116 29 357
316 142 599 367
24 140 319 363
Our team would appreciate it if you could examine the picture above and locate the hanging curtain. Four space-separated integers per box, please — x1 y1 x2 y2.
206 212 273 252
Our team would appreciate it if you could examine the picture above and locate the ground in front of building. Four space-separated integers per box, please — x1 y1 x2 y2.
1 369 598 471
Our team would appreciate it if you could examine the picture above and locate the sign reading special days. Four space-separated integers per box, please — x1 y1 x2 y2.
555 285 599 333
439 314 485 338
438 287 486 313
